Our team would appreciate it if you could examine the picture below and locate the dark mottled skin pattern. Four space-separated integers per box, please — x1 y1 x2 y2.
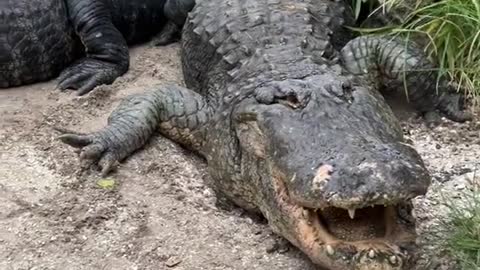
0 0 195 94
57 0 470 269
0 0 78 87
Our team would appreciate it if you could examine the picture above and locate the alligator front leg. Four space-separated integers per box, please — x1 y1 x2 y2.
57 84 213 176
58 0 129 95
152 21 181 46
340 36 472 123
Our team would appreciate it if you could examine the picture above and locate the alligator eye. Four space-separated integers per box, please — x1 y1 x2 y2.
275 93 301 109
341 82 355 104
254 82 310 109
325 82 355 104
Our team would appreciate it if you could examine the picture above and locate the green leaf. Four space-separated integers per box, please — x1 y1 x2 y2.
96 178 116 189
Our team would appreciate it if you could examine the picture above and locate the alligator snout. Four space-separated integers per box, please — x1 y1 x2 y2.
260 108 431 210
265 140 426 269
295 144 431 210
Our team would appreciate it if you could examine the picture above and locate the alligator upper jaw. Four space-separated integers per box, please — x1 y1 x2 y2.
269 175 415 270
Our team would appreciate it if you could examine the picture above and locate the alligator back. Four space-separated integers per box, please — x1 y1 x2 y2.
180 0 352 98
0 0 78 88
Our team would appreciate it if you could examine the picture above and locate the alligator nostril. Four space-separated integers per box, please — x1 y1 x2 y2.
284 93 300 108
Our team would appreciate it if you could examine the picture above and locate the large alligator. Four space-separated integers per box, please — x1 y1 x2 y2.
0 0 194 95
57 0 471 269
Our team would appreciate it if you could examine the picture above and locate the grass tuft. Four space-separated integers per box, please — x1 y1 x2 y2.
350 0 480 105
441 179 480 270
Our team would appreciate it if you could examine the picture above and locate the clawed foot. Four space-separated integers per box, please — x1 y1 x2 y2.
421 92 473 127
423 111 443 128
55 127 122 176
437 92 474 123
57 58 127 95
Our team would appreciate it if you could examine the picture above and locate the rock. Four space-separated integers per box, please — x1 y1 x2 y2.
165 256 182 267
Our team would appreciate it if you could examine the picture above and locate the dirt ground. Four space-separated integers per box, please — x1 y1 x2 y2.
0 43 479 270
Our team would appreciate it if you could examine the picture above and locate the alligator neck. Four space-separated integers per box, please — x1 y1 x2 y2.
229 49 328 93
223 0 335 86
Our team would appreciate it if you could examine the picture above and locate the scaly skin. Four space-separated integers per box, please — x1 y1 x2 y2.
0 0 195 94
340 36 472 122
58 0 469 269
58 84 213 176
0 0 78 88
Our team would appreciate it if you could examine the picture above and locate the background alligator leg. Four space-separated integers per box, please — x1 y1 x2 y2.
340 36 473 123
58 0 129 95
152 21 181 46
153 0 196 46
57 84 213 176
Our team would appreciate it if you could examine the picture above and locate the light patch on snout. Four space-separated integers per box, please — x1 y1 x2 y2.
312 164 333 191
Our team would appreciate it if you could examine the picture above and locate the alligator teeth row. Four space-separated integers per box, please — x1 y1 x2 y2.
367 250 399 265
313 208 356 219
314 206 395 220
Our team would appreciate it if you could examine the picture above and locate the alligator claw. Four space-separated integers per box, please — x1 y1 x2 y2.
55 127 121 176
53 127 92 147
57 58 125 95
437 92 473 123
58 134 93 148
98 152 118 177
78 143 106 160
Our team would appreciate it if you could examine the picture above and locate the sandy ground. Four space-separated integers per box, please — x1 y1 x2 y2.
0 43 479 270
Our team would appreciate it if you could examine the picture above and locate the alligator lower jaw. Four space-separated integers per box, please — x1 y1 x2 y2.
270 177 415 270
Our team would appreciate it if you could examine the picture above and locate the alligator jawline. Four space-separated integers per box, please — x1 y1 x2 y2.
271 175 414 266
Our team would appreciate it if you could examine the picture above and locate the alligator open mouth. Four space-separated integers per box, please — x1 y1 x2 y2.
271 175 415 269
313 205 397 241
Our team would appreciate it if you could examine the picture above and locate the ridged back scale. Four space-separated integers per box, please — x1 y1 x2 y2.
181 0 350 103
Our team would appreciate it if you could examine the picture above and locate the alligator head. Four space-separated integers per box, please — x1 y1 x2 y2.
232 74 431 269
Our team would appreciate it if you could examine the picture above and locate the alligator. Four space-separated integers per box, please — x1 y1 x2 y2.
0 0 194 95
57 0 471 269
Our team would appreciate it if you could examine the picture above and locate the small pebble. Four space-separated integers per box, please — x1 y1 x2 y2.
265 241 279 254
165 256 182 267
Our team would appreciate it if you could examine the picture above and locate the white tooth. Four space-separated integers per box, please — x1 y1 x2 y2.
368 249 375 258
389 255 398 264
348 208 355 219
326 245 335 255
